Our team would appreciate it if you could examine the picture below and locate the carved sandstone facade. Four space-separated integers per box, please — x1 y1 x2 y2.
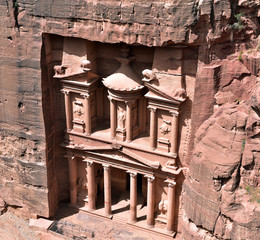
52 39 189 236
1 1 259 239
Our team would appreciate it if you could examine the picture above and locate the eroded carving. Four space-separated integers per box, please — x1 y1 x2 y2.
80 59 92 71
160 119 171 135
54 65 68 76
159 200 168 215
172 88 187 101
142 69 157 82
117 108 126 129
73 101 84 117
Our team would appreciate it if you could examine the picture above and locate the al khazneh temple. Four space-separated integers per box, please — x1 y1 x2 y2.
0 1 260 239
53 39 188 236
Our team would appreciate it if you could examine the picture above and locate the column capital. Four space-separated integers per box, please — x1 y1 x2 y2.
64 154 75 160
145 175 155 182
102 164 111 171
81 93 90 99
127 171 137 178
148 106 157 112
165 179 176 188
170 111 179 117
125 101 135 107
86 160 94 167
61 89 70 95
108 95 115 102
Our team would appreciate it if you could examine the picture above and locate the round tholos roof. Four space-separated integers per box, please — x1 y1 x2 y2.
103 58 143 92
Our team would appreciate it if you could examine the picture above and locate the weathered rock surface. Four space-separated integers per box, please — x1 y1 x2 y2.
183 54 260 239
0 0 259 239
0 197 6 215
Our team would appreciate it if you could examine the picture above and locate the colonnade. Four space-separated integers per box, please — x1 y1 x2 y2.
65 155 176 232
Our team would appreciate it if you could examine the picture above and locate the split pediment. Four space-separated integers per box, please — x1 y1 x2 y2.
144 82 186 105
142 69 186 106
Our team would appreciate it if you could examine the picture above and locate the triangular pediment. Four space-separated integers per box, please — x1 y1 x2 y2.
144 82 186 104
86 148 160 170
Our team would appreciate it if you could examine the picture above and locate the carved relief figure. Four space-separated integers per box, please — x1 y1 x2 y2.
77 177 88 201
159 199 168 215
73 101 84 118
160 119 171 135
172 88 187 101
117 108 126 129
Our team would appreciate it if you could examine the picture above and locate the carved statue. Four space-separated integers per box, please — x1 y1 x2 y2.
73 101 84 117
117 108 126 129
172 88 187 101
159 200 168 215
166 160 176 169
54 65 68 76
77 177 87 191
80 59 92 71
142 69 157 82
160 119 171 135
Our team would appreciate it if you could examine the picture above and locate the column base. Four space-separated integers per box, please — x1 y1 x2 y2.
104 209 112 217
146 223 154 229
88 207 96 212
128 219 137 224
166 229 175 235
103 212 113 219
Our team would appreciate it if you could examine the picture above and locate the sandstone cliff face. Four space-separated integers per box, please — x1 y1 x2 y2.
0 0 259 239
183 53 260 239
181 1 260 238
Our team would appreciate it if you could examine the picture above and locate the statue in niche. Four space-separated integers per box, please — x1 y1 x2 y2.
77 177 88 201
160 119 171 135
118 108 126 129
159 199 168 215
73 101 84 118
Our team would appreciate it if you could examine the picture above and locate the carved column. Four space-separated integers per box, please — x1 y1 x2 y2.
138 98 144 133
126 101 134 142
97 88 104 122
87 160 96 211
145 175 155 227
148 107 157 149
67 155 77 206
170 112 179 155
127 171 137 223
103 164 112 216
62 89 73 131
81 93 91 135
141 98 147 133
165 180 176 233
109 96 116 139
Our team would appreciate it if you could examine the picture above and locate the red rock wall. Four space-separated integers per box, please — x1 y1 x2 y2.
183 56 260 239
0 0 259 239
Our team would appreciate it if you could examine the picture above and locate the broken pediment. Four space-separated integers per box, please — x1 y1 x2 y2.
53 60 100 87
142 69 187 105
